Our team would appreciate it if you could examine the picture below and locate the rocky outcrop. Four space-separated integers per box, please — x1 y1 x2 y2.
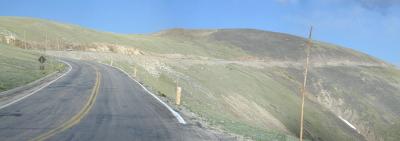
86 43 142 55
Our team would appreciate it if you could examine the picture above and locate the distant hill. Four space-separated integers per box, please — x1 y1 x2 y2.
156 28 386 64
1 17 399 141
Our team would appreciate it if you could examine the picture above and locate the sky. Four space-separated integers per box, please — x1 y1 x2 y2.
0 0 399 66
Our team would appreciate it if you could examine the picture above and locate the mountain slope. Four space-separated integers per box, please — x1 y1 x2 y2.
0 44 62 92
0 17 247 59
156 28 400 141
156 28 387 64
1 17 399 141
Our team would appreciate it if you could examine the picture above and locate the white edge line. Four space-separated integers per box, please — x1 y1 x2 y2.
100 63 187 124
338 116 357 130
0 60 73 110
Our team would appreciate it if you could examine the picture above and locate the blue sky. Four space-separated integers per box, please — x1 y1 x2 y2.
0 0 399 65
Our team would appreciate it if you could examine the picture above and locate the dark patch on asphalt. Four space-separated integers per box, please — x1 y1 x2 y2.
0 112 22 117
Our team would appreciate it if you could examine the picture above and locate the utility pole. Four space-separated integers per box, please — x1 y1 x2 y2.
56 38 59 51
45 32 47 55
299 26 313 141
57 37 62 58
45 32 48 70
24 30 26 49
57 38 60 57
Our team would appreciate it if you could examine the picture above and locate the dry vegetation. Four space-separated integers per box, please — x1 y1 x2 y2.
1 17 400 141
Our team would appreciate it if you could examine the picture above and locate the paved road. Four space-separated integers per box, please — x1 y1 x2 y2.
0 59 226 141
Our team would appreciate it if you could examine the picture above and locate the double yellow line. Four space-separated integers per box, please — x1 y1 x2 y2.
31 69 102 141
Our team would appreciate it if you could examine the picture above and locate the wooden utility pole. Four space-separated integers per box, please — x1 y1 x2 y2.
57 38 59 51
44 32 47 55
24 30 26 49
299 26 313 141
57 38 60 58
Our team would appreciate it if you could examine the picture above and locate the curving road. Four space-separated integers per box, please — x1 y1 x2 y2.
0 59 226 141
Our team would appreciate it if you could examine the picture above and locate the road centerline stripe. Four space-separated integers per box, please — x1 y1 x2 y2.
31 68 101 141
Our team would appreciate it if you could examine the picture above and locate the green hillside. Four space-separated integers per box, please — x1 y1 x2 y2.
0 17 247 59
1 17 399 141
0 43 63 92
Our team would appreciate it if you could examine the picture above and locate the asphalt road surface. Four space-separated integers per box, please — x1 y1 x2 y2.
0 59 228 141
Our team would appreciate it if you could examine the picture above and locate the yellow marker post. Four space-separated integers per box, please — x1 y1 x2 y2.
176 86 182 105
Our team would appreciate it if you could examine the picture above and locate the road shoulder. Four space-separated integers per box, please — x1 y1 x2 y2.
0 61 71 109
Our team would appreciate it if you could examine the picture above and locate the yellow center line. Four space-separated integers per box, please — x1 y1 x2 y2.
31 68 101 141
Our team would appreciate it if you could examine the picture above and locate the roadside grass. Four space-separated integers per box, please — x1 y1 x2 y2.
310 66 400 137
51 48 400 141
54 45 400 141
171 64 361 141
0 43 64 92
106 57 360 141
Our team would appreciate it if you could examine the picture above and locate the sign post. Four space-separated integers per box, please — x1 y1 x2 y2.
38 56 46 71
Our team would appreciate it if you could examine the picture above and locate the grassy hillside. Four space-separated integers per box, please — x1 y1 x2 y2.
0 17 247 59
0 43 63 92
1 17 399 141
155 28 386 64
